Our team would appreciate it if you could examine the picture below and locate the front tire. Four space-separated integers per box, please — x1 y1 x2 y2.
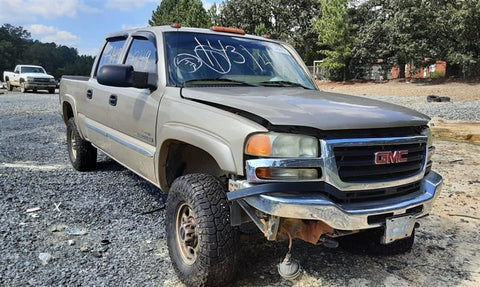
339 227 415 256
48 88 55 94
20 82 27 93
66 118 97 171
166 174 238 287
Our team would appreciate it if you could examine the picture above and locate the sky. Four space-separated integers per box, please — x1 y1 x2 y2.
0 0 221 56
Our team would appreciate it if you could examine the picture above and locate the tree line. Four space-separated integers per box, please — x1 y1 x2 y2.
150 0 480 80
0 24 94 79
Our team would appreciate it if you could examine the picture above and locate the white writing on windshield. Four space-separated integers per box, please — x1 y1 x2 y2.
174 37 272 74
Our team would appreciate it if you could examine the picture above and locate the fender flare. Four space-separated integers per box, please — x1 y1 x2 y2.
157 123 237 189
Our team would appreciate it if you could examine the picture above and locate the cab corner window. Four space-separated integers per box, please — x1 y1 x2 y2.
95 38 127 76
125 38 157 74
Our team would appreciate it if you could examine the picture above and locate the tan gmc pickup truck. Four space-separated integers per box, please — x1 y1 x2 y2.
59 25 443 286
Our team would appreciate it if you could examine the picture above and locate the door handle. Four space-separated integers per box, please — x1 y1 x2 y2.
109 94 117 106
86 89 93 99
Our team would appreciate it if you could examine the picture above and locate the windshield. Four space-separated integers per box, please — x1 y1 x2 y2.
21 66 46 74
164 32 316 89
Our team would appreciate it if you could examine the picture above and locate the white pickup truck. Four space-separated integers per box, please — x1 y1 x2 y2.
3 65 56 93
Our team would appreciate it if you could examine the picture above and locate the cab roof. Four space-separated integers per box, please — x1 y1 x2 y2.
105 25 277 44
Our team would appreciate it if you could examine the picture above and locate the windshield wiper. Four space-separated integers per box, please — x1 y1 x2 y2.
259 80 311 89
182 78 258 87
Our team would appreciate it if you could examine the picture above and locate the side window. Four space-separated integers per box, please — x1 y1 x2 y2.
14 67 19 73
125 38 157 73
95 38 126 76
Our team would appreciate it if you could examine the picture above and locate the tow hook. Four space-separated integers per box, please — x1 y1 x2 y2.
277 231 301 280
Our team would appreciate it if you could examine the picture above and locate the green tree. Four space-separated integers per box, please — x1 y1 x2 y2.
219 0 321 65
350 0 459 79
314 0 354 80
435 0 480 78
208 4 222 26
0 24 30 73
149 0 210 28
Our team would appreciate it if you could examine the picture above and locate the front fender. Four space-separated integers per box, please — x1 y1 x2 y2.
159 123 237 174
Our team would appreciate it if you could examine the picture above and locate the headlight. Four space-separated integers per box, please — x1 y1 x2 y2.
422 125 435 169
245 132 318 157
421 126 433 147
50 78 56 82
27 77 34 82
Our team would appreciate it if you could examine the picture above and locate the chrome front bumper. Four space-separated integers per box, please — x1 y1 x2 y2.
230 171 442 231
25 82 56 89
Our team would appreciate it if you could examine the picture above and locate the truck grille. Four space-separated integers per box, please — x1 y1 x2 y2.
33 78 50 82
334 142 426 182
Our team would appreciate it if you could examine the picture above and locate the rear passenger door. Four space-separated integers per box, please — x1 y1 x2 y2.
100 32 161 182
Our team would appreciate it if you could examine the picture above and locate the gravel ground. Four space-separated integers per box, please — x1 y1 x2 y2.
359 96 480 121
1 89 479 287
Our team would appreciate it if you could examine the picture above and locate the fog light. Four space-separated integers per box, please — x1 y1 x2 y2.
256 168 318 180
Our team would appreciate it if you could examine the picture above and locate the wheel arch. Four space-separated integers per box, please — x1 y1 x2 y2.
157 129 237 192
62 101 74 123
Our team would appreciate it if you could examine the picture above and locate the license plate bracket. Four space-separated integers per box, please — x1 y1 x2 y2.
382 213 416 244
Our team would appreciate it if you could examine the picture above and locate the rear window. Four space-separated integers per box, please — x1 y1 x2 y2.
95 38 127 76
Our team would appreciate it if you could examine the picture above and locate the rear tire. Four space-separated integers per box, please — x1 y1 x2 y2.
339 227 415 256
66 118 97 171
6 81 13 91
166 174 238 287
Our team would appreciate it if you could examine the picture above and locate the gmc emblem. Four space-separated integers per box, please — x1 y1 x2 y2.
374 150 408 165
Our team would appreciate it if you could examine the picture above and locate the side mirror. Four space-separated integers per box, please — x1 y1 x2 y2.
97 64 157 90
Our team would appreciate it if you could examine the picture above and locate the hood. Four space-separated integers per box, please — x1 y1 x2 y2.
23 73 54 79
181 87 430 130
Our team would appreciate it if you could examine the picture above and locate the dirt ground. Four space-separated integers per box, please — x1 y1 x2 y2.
317 80 480 102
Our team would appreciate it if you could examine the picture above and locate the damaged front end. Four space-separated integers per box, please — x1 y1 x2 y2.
228 132 443 278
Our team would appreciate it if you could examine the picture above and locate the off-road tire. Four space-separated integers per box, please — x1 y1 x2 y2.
6 81 13 91
20 82 27 93
66 118 97 171
48 88 55 94
339 227 415 256
166 174 238 287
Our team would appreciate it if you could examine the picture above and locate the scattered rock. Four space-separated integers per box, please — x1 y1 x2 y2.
80 246 89 252
68 240 75 246
49 226 60 232
26 207 41 213
39 253 52 265
92 251 103 258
